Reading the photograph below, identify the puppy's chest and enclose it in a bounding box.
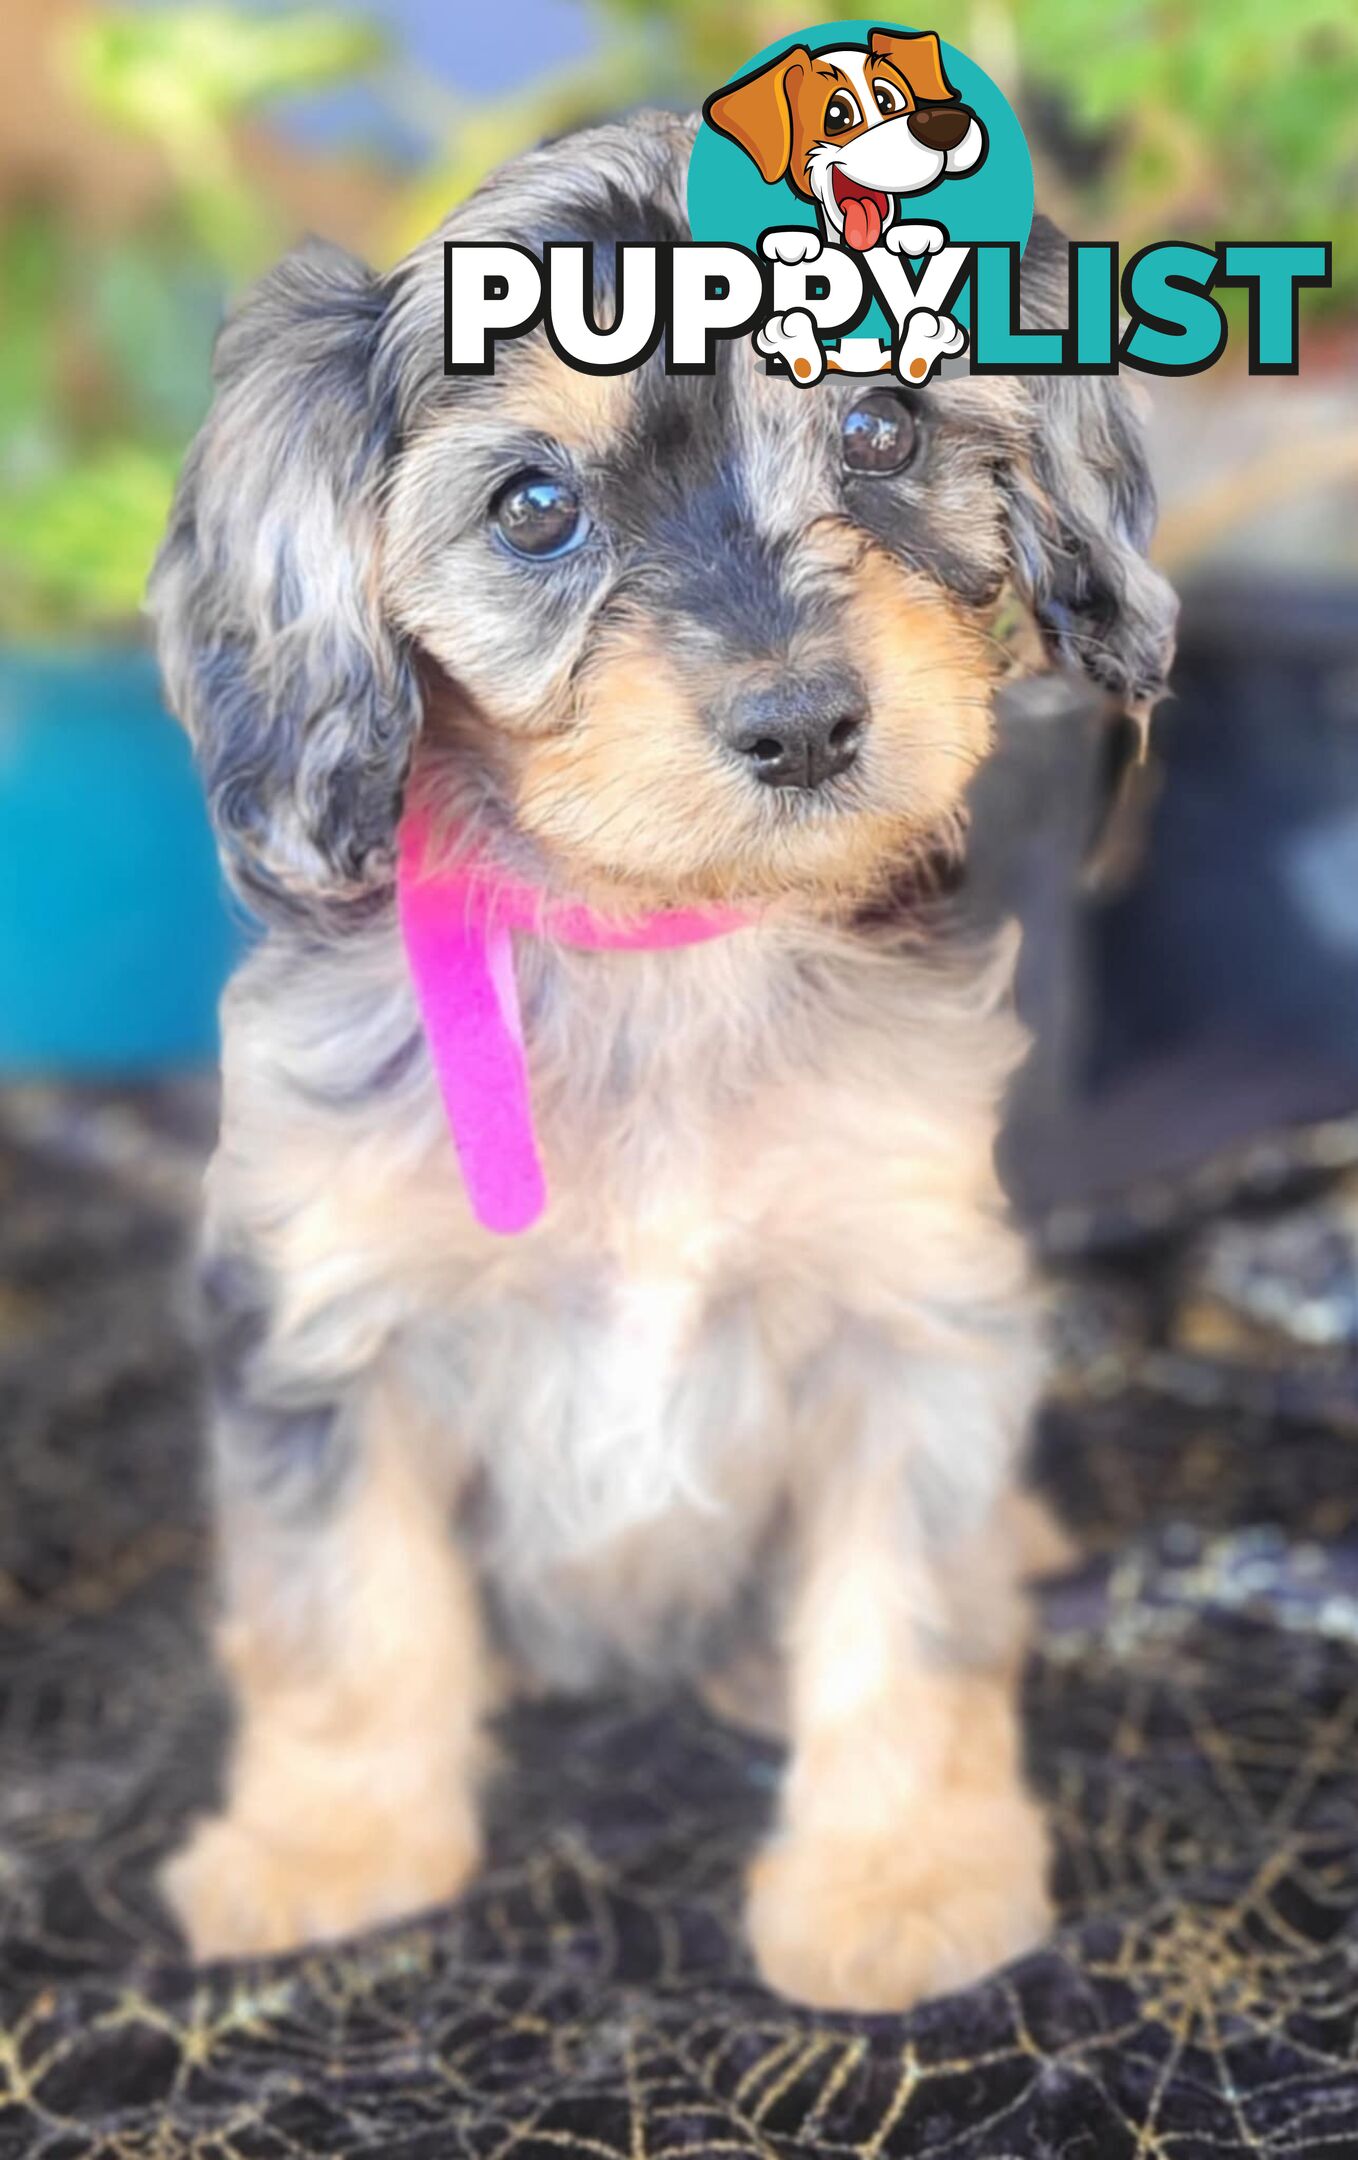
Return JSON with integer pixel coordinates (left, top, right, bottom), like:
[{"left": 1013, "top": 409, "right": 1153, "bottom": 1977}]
[{"left": 414, "top": 1220, "right": 785, "bottom": 1681}]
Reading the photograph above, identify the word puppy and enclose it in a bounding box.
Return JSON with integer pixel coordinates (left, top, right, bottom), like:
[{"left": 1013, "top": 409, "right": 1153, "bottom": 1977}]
[
  {"left": 708, "top": 27, "right": 984, "bottom": 383},
  {"left": 151, "top": 111, "right": 1174, "bottom": 2009}
]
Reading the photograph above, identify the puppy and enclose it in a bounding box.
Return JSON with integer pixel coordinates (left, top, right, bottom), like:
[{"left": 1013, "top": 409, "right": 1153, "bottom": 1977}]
[
  {"left": 149, "top": 110, "right": 1174, "bottom": 2009},
  {"left": 706, "top": 28, "right": 986, "bottom": 254}
]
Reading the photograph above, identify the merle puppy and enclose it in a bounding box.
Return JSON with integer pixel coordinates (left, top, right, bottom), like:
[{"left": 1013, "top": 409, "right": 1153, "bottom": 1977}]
[{"left": 150, "top": 110, "right": 1173, "bottom": 2008}]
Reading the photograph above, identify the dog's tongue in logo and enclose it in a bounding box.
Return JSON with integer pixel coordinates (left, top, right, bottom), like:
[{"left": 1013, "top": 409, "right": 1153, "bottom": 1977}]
[
  {"left": 833, "top": 170, "right": 889, "bottom": 252},
  {"left": 692, "top": 22, "right": 1036, "bottom": 386}
]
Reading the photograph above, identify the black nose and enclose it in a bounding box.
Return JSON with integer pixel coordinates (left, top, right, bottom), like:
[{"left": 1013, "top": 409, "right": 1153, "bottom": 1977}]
[
  {"left": 907, "top": 104, "right": 972, "bottom": 151},
  {"left": 722, "top": 674, "right": 868, "bottom": 791}
]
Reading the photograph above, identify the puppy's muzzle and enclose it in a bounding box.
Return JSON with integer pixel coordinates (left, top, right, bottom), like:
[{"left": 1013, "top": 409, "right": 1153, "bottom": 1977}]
[
  {"left": 907, "top": 106, "right": 974, "bottom": 151},
  {"left": 720, "top": 672, "right": 868, "bottom": 792}
]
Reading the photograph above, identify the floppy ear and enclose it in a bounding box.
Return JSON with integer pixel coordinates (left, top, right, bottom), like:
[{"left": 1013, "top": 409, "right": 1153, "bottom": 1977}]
[
  {"left": 148, "top": 239, "right": 418, "bottom": 917},
  {"left": 868, "top": 29, "right": 958, "bottom": 104},
  {"left": 1004, "top": 218, "right": 1178, "bottom": 736},
  {"left": 703, "top": 46, "right": 811, "bottom": 185}
]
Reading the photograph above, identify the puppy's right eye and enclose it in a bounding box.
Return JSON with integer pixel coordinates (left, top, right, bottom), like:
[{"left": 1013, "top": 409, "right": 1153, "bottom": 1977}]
[
  {"left": 492, "top": 473, "right": 590, "bottom": 559},
  {"left": 841, "top": 391, "right": 919, "bottom": 475}
]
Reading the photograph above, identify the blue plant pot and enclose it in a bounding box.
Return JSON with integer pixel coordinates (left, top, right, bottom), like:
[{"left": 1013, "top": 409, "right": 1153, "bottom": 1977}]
[{"left": 0, "top": 645, "right": 240, "bottom": 1072}]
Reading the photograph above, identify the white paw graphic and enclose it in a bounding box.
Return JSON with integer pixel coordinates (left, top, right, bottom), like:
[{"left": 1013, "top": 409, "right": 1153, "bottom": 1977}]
[
  {"left": 895, "top": 307, "right": 967, "bottom": 384},
  {"left": 754, "top": 307, "right": 826, "bottom": 385},
  {"left": 760, "top": 227, "right": 824, "bottom": 266},
  {"left": 884, "top": 222, "right": 948, "bottom": 258}
]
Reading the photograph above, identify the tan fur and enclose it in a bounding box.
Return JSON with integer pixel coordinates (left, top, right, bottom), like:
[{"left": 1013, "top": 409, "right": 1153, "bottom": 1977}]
[
  {"left": 506, "top": 546, "right": 994, "bottom": 909},
  {"left": 166, "top": 1369, "right": 489, "bottom": 1957},
  {"left": 747, "top": 1453, "right": 1050, "bottom": 2010},
  {"left": 747, "top": 1677, "right": 1050, "bottom": 2010},
  {"left": 498, "top": 344, "right": 637, "bottom": 455}
]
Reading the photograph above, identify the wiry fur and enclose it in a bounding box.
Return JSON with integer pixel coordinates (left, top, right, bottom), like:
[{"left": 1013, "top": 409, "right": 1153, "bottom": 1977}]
[{"left": 149, "top": 110, "right": 1175, "bottom": 2005}]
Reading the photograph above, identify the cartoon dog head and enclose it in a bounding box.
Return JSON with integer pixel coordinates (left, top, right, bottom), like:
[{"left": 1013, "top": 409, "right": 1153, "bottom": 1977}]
[{"left": 705, "top": 29, "right": 987, "bottom": 252}]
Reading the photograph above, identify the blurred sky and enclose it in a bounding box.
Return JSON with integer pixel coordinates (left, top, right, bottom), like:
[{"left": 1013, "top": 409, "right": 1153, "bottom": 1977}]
[
  {"left": 189, "top": 0, "right": 602, "bottom": 159},
  {"left": 315, "top": 0, "right": 596, "bottom": 92}
]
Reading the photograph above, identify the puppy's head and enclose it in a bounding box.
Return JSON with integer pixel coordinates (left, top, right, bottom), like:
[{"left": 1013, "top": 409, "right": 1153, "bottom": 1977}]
[
  {"left": 705, "top": 32, "right": 986, "bottom": 249},
  {"left": 151, "top": 113, "right": 1174, "bottom": 919}
]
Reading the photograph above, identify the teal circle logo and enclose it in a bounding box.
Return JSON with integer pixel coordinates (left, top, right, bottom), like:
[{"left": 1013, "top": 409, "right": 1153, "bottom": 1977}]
[{"left": 688, "top": 20, "right": 1033, "bottom": 356}]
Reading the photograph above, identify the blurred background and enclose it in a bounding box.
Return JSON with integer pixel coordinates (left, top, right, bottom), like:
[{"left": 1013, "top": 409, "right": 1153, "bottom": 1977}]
[{"left": 1, "top": 0, "right": 1356, "bottom": 1206}]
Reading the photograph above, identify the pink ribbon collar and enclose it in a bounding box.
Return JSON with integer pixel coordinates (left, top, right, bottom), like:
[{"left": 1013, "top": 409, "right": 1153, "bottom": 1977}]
[{"left": 397, "top": 805, "right": 751, "bottom": 1235}]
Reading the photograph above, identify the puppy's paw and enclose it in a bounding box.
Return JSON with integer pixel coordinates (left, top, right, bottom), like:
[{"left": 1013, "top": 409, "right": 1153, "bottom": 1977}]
[
  {"left": 746, "top": 1790, "right": 1051, "bottom": 2011},
  {"left": 162, "top": 1803, "right": 481, "bottom": 1962},
  {"left": 884, "top": 222, "right": 948, "bottom": 258},
  {"left": 895, "top": 308, "right": 968, "bottom": 384},
  {"left": 754, "top": 308, "right": 826, "bottom": 385},
  {"left": 760, "top": 227, "right": 824, "bottom": 266}
]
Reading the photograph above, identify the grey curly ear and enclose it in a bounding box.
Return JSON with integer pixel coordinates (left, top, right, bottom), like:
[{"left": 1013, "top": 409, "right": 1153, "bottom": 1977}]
[
  {"left": 148, "top": 239, "right": 418, "bottom": 915},
  {"left": 1005, "top": 218, "right": 1178, "bottom": 735}
]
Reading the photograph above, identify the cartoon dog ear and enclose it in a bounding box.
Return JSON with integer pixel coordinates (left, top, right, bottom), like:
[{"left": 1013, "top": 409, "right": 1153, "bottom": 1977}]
[
  {"left": 703, "top": 46, "right": 811, "bottom": 185},
  {"left": 867, "top": 29, "right": 959, "bottom": 105},
  {"left": 148, "top": 239, "right": 419, "bottom": 918},
  {"left": 1004, "top": 218, "right": 1178, "bottom": 741}
]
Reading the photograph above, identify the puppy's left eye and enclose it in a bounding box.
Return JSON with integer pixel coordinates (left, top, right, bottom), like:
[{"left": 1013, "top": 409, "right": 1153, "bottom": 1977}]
[
  {"left": 492, "top": 473, "right": 590, "bottom": 559},
  {"left": 841, "top": 391, "right": 920, "bottom": 476},
  {"left": 872, "top": 79, "right": 907, "bottom": 116},
  {"left": 825, "top": 90, "right": 862, "bottom": 134}
]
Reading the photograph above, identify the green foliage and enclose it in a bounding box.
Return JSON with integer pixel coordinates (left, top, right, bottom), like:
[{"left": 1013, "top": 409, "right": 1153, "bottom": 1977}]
[
  {"left": 0, "top": 8, "right": 384, "bottom": 640},
  {"left": 0, "top": 201, "right": 224, "bottom": 638},
  {"left": 893, "top": 0, "right": 1357, "bottom": 296},
  {"left": 0, "top": 444, "right": 177, "bottom": 636},
  {"left": 1012, "top": 0, "right": 1358, "bottom": 260},
  {"left": 69, "top": 8, "right": 385, "bottom": 275},
  {"left": 73, "top": 7, "right": 383, "bottom": 126}
]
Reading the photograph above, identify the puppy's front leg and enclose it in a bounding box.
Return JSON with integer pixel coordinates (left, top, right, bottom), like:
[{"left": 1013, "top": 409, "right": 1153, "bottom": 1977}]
[
  {"left": 166, "top": 1333, "right": 487, "bottom": 1961},
  {"left": 748, "top": 1356, "right": 1051, "bottom": 2011}
]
